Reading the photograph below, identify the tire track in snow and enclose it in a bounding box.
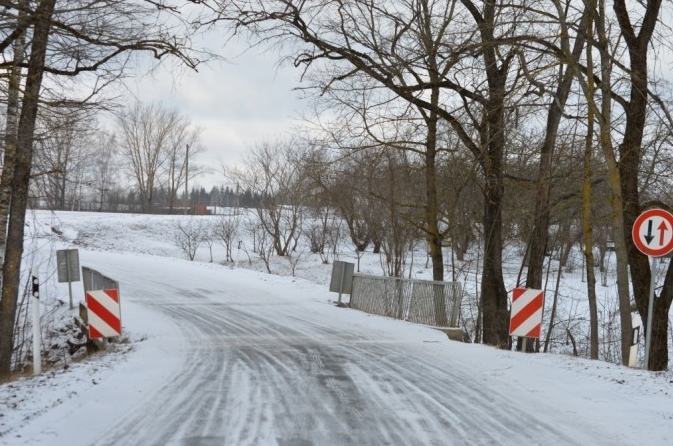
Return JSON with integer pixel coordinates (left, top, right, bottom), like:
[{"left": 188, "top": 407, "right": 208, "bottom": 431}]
[{"left": 86, "top": 255, "right": 609, "bottom": 446}]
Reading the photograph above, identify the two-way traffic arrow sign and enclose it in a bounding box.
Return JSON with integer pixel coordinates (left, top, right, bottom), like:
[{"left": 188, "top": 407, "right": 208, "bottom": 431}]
[
  {"left": 631, "top": 208, "right": 673, "bottom": 369},
  {"left": 632, "top": 208, "right": 673, "bottom": 257}
]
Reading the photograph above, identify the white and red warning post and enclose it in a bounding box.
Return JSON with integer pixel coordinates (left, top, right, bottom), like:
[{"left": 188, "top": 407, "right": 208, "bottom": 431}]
[
  {"left": 509, "top": 287, "right": 544, "bottom": 339},
  {"left": 86, "top": 289, "right": 122, "bottom": 339}
]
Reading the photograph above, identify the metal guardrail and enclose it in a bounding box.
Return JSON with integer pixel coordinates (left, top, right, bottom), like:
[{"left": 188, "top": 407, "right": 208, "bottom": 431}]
[
  {"left": 82, "top": 266, "right": 119, "bottom": 292},
  {"left": 350, "top": 274, "right": 462, "bottom": 327}
]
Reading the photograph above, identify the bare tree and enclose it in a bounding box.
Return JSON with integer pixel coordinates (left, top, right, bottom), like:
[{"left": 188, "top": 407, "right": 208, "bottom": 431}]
[
  {"left": 286, "top": 249, "right": 303, "bottom": 277},
  {"left": 174, "top": 218, "right": 205, "bottom": 261},
  {"left": 525, "top": 3, "right": 588, "bottom": 295},
  {"left": 118, "top": 102, "right": 175, "bottom": 212},
  {"left": 304, "top": 209, "right": 333, "bottom": 264},
  {"left": 32, "top": 108, "right": 97, "bottom": 210},
  {"left": 0, "top": 0, "right": 58, "bottom": 379},
  {"left": 369, "top": 149, "right": 420, "bottom": 278},
  {"left": 0, "top": 0, "right": 203, "bottom": 379},
  {"left": 299, "top": 148, "right": 339, "bottom": 264},
  {"left": 161, "top": 124, "right": 205, "bottom": 213},
  {"left": 613, "top": 0, "right": 670, "bottom": 371},
  {"left": 202, "top": 223, "right": 216, "bottom": 263},
  {"left": 213, "top": 213, "right": 240, "bottom": 262},
  {"left": 118, "top": 102, "right": 205, "bottom": 213},
  {"left": 201, "top": 0, "right": 673, "bottom": 362},
  {"left": 89, "top": 129, "right": 119, "bottom": 211},
  {"left": 582, "top": 19, "right": 600, "bottom": 361},
  {"left": 254, "top": 222, "right": 275, "bottom": 274},
  {"left": 329, "top": 152, "right": 380, "bottom": 256},
  {"left": 0, "top": 0, "right": 29, "bottom": 312},
  {"left": 209, "top": 0, "right": 537, "bottom": 346},
  {"left": 233, "top": 140, "right": 306, "bottom": 257}
]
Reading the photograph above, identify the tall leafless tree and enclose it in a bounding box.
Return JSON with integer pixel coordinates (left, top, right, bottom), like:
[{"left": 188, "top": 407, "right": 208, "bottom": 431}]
[
  {"left": 0, "top": 0, "right": 57, "bottom": 380},
  {"left": 161, "top": 122, "right": 204, "bottom": 213},
  {"left": 206, "top": 0, "right": 533, "bottom": 345},
  {"left": 613, "top": 0, "right": 670, "bottom": 371},
  {"left": 31, "top": 108, "right": 97, "bottom": 209},
  {"left": 118, "top": 102, "right": 203, "bottom": 213},
  {"left": 0, "top": 0, "right": 204, "bottom": 379},
  {"left": 89, "top": 129, "right": 119, "bottom": 211},
  {"left": 233, "top": 140, "right": 306, "bottom": 258}
]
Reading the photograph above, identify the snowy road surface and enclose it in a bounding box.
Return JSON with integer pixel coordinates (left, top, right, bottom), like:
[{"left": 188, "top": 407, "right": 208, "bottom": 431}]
[{"left": 4, "top": 250, "right": 647, "bottom": 445}]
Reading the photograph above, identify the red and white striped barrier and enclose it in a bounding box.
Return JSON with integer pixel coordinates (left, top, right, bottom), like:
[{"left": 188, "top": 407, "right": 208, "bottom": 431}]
[
  {"left": 86, "top": 289, "right": 122, "bottom": 338},
  {"left": 509, "top": 288, "right": 544, "bottom": 338}
]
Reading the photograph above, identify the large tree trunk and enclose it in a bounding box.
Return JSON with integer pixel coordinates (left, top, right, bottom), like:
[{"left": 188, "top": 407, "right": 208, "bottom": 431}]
[
  {"left": 463, "top": 0, "right": 510, "bottom": 347},
  {"left": 527, "top": 10, "right": 587, "bottom": 291},
  {"left": 424, "top": 100, "right": 444, "bottom": 283},
  {"left": 419, "top": 4, "right": 445, "bottom": 284},
  {"left": 592, "top": 0, "right": 631, "bottom": 365},
  {"left": 480, "top": 65, "right": 509, "bottom": 347},
  {"left": 0, "top": 0, "right": 56, "bottom": 379},
  {"left": 653, "top": 263, "right": 673, "bottom": 369},
  {"left": 425, "top": 114, "right": 448, "bottom": 326},
  {"left": 0, "top": 0, "right": 29, "bottom": 303},
  {"left": 480, "top": 161, "right": 509, "bottom": 346},
  {"left": 613, "top": 0, "right": 668, "bottom": 370},
  {"left": 582, "top": 24, "right": 599, "bottom": 359}
]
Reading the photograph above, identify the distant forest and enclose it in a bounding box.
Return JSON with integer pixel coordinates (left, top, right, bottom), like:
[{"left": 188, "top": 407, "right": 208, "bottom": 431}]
[{"left": 31, "top": 183, "right": 264, "bottom": 214}]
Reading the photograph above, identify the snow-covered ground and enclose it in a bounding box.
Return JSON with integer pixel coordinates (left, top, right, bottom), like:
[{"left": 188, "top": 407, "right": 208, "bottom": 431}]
[{"left": 0, "top": 210, "right": 672, "bottom": 445}]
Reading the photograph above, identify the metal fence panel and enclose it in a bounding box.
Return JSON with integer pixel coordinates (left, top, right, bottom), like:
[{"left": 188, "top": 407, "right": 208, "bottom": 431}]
[
  {"left": 82, "top": 266, "right": 119, "bottom": 292},
  {"left": 350, "top": 274, "right": 462, "bottom": 327}
]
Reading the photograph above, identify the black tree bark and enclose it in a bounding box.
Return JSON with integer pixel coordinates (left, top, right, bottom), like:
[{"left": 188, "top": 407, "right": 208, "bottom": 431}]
[
  {"left": 613, "top": 0, "right": 669, "bottom": 370},
  {"left": 0, "top": 0, "right": 56, "bottom": 379}
]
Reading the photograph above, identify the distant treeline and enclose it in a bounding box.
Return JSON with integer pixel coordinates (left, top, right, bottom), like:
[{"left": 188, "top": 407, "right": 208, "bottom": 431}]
[{"left": 30, "top": 185, "right": 265, "bottom": 214}]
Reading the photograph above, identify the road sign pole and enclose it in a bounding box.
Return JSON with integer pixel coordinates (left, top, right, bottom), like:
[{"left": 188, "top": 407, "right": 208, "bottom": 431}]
[
  {"left": 644, "top": 256, "right": 657, "bottom": 369},
  {"left": 66, "top": 253, "right": 73, "bottom": 309},
  {"left": 57, "top": 249, "right": 80, "bottom": 309},
  {"left": 31, "top": 268, "right": 42, "bottom": 375},
  {"left": 337, "top": 264, "right": 346, "bottom": 305},
  {"left": 632, "top": 208, "right": 673, "bottom": 370}
]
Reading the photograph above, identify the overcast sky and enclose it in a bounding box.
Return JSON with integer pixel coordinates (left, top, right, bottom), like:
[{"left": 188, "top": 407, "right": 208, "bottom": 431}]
[
  {"left": 122, "top": 37, "right": 308, "bottom": 191},
  {"left": 114, "top": 5, "right": 673, "bottom": 193}
]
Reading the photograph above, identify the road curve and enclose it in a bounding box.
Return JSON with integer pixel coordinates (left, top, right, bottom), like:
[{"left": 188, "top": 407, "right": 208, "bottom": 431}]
[{"left": 82, "top": 251, "right": 606, "bottom": 446}]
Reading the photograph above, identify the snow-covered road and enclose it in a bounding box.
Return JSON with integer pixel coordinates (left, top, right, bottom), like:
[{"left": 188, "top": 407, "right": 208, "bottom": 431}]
[
  {"left": 86, "top": 252, "right": 607, "bottom": 445},
  {"left": 4, "top": 248, "right": 662, "bottom": 446}
]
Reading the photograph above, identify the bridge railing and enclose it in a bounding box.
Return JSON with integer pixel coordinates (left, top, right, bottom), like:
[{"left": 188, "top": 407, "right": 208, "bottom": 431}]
[{"left": 350, "top": 274, "right": 462, "bottom": 327}]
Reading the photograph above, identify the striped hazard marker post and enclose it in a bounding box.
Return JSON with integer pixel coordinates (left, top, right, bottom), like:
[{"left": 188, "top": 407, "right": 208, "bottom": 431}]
[
  {"left": 509, "top": 288, "right": 544, "bottom": 348},
  {"left": 86, "top": 289, "right": 122, "bottom": 338}
]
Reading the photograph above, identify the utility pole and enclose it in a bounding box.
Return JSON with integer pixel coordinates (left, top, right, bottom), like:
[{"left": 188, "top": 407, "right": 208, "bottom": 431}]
[{"left": 184, "top": 143, "right": 189, "bottom": 215}]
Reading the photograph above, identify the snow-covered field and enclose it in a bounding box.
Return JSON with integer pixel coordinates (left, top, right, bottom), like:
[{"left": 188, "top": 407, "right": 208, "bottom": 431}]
[{"left": 0, "top": 209, "right": 672, "bottom": 445}]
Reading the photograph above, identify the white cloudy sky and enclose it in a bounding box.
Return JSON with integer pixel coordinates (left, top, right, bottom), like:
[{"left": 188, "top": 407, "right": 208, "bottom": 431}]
[
  {"left": 120, "top": 32, "right": 309, "bottom": 190},
  {"left": 106, "top": 4, "right": 673, "bottom": 192}
]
